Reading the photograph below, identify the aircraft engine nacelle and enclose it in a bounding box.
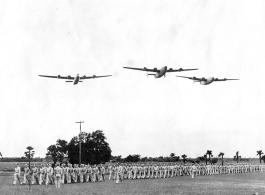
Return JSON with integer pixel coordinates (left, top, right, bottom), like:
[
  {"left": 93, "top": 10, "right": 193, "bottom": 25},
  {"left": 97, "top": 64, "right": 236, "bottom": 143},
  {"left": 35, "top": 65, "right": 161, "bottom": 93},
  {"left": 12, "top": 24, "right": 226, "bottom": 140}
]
[
  {"left": 192, "top": 77, "right": 197, "bottom": 80},
  {"left": 143, "top": 67, "right": 147, "bottom": 71},
  {"left": 57, "top": 75, "right": 61, "bottom": 78},
  {"left": 179, "top": 68, "right": 183, "bottom": 71},
  {"left": 83, "top": 75, "right": 86, "bottom": 78},
  {"left": 214, "top": 78, "right": 219, "bottom": 81},
  {"left": 67, "top": 75, "right": 71, "bottom": 79},
  {"left": 168, "top": 68, "right": 173, "bottom": 71},
  {"left": 223, "top": 78, "right": 227, "bottom": 81},
  {"left": 201, "top": 77, "right": 206, "bottom": 81},
  {"left": 93, "top": 75, "right": 96, "bottom": 78},
  {"left": 153, "top": 68, "right": 157, "bottom": 71}
]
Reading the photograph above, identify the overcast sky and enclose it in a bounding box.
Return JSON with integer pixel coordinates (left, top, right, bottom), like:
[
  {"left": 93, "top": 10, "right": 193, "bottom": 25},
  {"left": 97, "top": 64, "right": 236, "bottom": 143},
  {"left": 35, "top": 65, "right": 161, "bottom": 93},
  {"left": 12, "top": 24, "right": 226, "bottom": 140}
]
[{"left": 0, "top": 0, "right": 265, "bottom": 159}]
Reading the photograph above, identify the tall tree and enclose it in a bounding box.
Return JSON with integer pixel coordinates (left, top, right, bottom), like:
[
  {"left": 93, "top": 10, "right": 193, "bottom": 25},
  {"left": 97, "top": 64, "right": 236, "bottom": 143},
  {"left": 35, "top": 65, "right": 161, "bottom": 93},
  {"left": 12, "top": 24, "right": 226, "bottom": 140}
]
[
  {"left": 181, "top": 154, "right": 187, "bottom": 164},
  {"left": 46, "top": 139, "right": 68, "bottom": 166},
  {"left": 170, "top": 153, "right": 175, "bottom": 158},
  {"left": 206, "top": 150, "right": 212, "bottom": 164},
  {"left": 257, "top": 150, "right": 263, "bottom": 163},
  {"left": 234, "top": 151, "right": 241, "bottom": 163},
  {"left": 46, "top": 145, "right": 58, "bottom": 166},
  {"left": 68, "top": 130, "right": 112, "bottom": 165},
  {"left": 218, "top": 152, "right": 225, "bottom": 166},
  {"left": 25, "top": 146, "right": 34, "bottom": 168},
  {"left": 0, "top": 152, "right": 2, "bottom": 158}
]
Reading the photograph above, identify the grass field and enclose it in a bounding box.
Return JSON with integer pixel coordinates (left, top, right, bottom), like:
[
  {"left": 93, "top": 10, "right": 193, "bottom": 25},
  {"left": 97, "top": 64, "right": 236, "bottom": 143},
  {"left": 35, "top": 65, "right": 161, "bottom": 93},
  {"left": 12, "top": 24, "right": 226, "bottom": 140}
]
[{"left": 1, "top": 172, "right": 265, "bottom": 195}]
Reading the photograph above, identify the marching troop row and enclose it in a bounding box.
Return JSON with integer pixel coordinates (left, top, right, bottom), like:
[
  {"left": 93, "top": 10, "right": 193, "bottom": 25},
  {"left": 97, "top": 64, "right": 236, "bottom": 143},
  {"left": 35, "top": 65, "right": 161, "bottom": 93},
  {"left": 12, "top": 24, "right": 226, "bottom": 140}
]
[{"left": 13, "top": 162, "right": 265, "bottom": 188}]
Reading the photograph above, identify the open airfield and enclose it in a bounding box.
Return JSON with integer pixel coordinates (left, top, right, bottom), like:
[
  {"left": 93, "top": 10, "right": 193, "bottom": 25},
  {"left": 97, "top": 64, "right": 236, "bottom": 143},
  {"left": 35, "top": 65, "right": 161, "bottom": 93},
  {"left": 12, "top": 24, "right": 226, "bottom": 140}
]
[{"left": 1, "top": 171, "right": 265, "bottom": 195}]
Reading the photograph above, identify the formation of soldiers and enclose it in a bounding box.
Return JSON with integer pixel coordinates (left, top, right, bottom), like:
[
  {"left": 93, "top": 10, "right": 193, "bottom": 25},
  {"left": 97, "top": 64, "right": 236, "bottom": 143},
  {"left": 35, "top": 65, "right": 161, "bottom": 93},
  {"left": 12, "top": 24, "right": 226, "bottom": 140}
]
[
  {"left": 13, "top": 162, "right": 265, "bottom": 187},
  {"left": 106, "top": 163, "right": 265, "bottom": 180},
  {"left": 13, "top": 162, "right": 109, "bottom": 188}
]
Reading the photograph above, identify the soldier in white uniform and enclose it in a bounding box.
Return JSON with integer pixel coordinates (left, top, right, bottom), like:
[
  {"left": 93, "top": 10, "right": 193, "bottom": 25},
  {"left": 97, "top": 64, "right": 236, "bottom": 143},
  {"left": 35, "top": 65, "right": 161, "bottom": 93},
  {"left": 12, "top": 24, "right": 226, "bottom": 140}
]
[
  {"left": 39, "top": 164, "right": 45, "bottom": 185},
  {"left": 54, "top": 162, "right": 62, "bottom": 188},
  {"left": 191, "top": 164, "right": 197, "bottom": 178},
  {"left": 154, "top": 164, "right": 159, "bottom": 178},
  {"left": 86, "top": 164, "right": 92, "bottom": 182},
  {"left": 79, "top": 164, "right": 86, "bottom": 183},
  {"left": 61, "top": 164, "right": 67, "bottom": 184},
  {"left": 23, "top": 164, "right": 30, "bottom": 184},
  {"left": 46, "top": 163, "right": 54, "bottom": 185},
  {"left": 108, "top": 164, "right": 114, "bottom": 180},
  {"left": 72, "top": 164, "right": 78, "bottom": 183},
  {"left": 100, "top": 164, "right": 106, "bottom": 181},
  {"left": 32, "top": 164, "right": 39, "bottom": 184},
  {"left": 115, "top": 163, "right": 123, "bottom": 184},
  {"left": 132, "top": 164, "right": 137, "bottom": 179},
  {"left": 127, "top": 164, "right": 132, "bottom": 179},
  {"left": 67, "top": 163, "right": 73, "bottom": 184},
  {"left": 92, "top": 165, "right": 99, "bottom": 182},
  {"left": 13, "top": 163, "right": 22, "bottom": 185}
]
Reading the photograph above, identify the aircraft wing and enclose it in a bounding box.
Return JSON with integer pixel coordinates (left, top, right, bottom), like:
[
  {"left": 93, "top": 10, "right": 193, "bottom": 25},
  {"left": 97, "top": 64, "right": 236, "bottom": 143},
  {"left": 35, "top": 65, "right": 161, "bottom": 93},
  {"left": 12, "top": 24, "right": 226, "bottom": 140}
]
[
  {"left": 123, "top": 67, "right": 159, "bottom": 72},
  {"left": 176, "top": 75, "right": 202, "bottom": 81},
  {"left": 39, "top": 75, "right": 74, "bottom": 80},
  {"left": 214, "top": 78, "right": 239, "bottom": 81},
  {"left": 167, "top": 68, "right": 198, "bottom": 72},
  {"left": 80, "top": 75, "right": 112, "bottom": 79}
]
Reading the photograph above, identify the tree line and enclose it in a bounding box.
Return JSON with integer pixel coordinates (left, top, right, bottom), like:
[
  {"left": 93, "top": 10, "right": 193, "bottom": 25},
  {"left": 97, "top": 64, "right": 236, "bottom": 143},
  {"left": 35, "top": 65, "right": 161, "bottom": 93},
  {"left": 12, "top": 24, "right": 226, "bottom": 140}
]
[
  {"left": 110, "top": 150, "right": 265, "bottom": 165},
  {"left": 1, "top": 134, "right": 265, "bottom": 165}
]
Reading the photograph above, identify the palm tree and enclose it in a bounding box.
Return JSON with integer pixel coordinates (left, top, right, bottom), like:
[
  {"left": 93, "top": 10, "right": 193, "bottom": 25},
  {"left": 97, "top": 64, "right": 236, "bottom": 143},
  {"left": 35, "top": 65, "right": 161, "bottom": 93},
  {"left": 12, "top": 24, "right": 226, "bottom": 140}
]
[
  {"left": 257, "top": 150, "right": 263, "bottom": 163},
  {"left": 25, "top": 146, "right": 35, "bottom": 168},
  {"left": 206, "top": 150, "right": 213, "bottom": 164},
  {"left": 181, "top": 154, "right": 187, "bottom": 164},
  {"left": 234, "top": 151, "right": 241, "bottom": 163},
  {"left": 218, "top": 152, "right": 225, "bottom": 166}
]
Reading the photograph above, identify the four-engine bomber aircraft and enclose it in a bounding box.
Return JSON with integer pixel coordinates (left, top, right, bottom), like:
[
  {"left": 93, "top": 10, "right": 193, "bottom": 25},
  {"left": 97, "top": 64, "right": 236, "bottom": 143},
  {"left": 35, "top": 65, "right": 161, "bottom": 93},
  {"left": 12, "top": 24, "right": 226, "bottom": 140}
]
[
  {"left": 176, "top": 76, "right": 239, "bottom": 85},
  {"left": 123, "top": 66, "right": 198, "bottom": 78},
  {"left": 39, "top": 74, "right": 112, "bottom": 85}
]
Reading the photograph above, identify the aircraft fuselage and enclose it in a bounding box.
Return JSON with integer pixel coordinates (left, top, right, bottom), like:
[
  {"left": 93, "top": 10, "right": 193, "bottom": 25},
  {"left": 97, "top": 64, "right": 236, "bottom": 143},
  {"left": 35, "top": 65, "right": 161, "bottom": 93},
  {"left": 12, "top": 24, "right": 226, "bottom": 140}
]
[
  {"left": 74, "top": 75, "right": 80, "bottom": 85},
  {"left": 154, "top": 66, "right": 167, "bottom": 78},
  {"left": 200, "top": 77, "right": 214, "bottom": 85}
]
